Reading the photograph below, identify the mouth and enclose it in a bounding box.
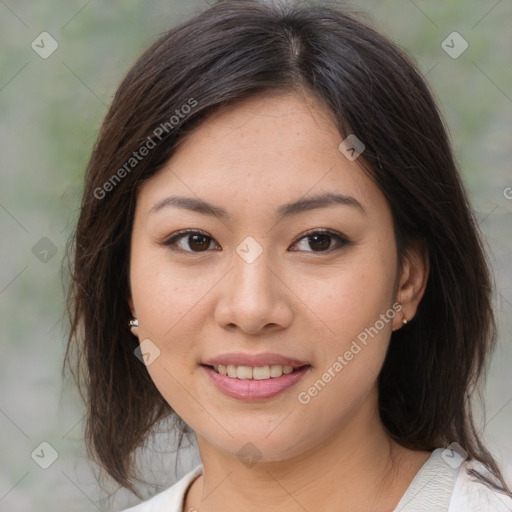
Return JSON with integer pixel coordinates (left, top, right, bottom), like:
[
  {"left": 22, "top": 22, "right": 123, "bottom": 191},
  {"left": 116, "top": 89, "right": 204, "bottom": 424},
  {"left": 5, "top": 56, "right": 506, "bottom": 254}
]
[
  {"left": 202, "top": 363, "right": 309, "bottom": 380},
  {"left": 200, "top": 361, "right": 312, "bottom": 401}
]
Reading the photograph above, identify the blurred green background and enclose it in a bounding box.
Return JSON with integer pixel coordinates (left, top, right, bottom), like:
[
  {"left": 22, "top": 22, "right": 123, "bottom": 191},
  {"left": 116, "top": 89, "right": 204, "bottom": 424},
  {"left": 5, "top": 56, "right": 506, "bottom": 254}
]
[{"left": 0, "top": 0, "right": 511, "bottom": 510}]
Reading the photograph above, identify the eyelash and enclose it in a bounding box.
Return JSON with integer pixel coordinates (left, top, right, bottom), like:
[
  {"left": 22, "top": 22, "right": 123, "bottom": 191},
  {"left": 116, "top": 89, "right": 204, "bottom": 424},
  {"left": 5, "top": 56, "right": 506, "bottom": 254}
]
[{"left": 161, "top": 228, "right": 350, "bottom": 255}]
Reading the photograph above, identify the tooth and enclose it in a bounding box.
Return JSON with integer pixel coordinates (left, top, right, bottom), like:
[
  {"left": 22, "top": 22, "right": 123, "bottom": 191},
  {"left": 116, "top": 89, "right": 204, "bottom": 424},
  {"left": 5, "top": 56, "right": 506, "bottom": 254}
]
[
  {"left": 253, "top": 366, "right": 270, "bottom": 380},
  {"left": 236, "top": 365, "right": 253, "bottom": 379},
  {"left": 216, "top": 364, "right": 297, "bottom": 379},
  {"left": 270, "top": 365, "right": 283, "bottom": 378}
]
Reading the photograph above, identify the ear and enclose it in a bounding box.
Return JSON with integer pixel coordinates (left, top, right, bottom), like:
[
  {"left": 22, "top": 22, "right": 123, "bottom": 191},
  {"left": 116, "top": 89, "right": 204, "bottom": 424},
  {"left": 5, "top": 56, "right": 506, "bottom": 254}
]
[
  {"left": 128, "top": 296, "right": 139, "bottom": 337},
  {"left": 392, "top": 239, "right": 429, "bottom": 331}
]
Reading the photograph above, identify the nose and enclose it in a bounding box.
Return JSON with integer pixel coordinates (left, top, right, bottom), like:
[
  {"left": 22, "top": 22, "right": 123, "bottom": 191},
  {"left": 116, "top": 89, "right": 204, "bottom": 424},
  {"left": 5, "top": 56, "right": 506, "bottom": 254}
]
[{"left": 214, "top": 249, "right": 294, "bottom": 335}]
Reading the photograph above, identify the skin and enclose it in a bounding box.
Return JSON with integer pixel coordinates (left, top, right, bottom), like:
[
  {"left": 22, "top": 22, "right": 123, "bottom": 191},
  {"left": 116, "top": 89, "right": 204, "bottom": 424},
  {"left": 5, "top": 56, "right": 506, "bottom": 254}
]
[{"left": 128, "top": 91, "right": 430, "bottom": 512}]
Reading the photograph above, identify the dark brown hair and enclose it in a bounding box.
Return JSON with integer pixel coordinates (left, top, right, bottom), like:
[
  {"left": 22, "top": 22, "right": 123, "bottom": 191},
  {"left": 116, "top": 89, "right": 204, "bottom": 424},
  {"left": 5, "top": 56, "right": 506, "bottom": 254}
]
[{"left": 65, "top": 0, "right": 511, "bottom": 498}]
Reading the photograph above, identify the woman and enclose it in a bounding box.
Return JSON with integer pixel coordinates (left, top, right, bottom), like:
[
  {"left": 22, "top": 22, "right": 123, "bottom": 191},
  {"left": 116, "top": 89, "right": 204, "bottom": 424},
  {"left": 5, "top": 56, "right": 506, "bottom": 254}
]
[{"left": 65, "top": 1, "right": 512, "bottom": 510}]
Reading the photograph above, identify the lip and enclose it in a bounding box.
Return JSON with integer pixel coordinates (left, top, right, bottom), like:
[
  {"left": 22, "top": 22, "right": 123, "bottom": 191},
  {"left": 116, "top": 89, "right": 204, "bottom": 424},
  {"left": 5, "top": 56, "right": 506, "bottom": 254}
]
[
  {"left": 201, "top": 363, "right": 311, "bottom": 401},
  {"left": 202, "top": 352, "right": 309, "bottom": 368}
]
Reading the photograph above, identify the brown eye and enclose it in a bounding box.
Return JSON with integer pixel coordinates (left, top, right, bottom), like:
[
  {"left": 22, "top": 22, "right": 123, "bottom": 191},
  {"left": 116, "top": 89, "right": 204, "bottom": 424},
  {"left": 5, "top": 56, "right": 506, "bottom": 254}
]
[
  {"left": 290, "top": 229, "right": 348, "bottom": 253},
  {"left": 163, "top": 229, "right": 348, "bottom": 255},
  {"left": 187, "top": 234, "right": 211, "bottom": 251},
  {"left": 163, "top": 230, "right": 219, "bottom": 253},
  {"left": 307, "top": 233, "right": 332, "bottom": 251}
]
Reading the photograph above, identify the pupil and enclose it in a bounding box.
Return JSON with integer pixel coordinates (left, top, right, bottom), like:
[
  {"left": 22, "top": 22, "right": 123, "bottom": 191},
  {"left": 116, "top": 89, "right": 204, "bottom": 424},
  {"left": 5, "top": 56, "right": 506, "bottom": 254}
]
[
  {"left": 187, "top": 234, "right": 331, "bottom": 252},
  {"left": 310, "top": 234, "right": 330, "bottom": 251},
  {"left": 190, "top": 234, "right": 209, "bottom": 251}
]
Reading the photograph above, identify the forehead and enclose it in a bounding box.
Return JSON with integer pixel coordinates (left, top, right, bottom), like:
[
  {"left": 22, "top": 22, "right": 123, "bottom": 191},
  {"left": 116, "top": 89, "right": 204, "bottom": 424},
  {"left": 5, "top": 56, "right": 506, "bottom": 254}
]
[
  {"left": 188, "top": 91, "right": 341, "bottom": 153},
  {"left": 135, "top": 91, "right": 389, "bottom": 222}
]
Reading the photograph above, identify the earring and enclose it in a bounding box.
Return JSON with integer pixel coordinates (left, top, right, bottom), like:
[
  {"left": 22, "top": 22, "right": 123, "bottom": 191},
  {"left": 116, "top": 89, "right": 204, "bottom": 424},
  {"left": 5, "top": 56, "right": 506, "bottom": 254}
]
[
  {"left": 129, "top": 318, "right": 138, "bottom": 327},
  {"left": 402, "top": 318, "right": 408, "bottom": 325}
]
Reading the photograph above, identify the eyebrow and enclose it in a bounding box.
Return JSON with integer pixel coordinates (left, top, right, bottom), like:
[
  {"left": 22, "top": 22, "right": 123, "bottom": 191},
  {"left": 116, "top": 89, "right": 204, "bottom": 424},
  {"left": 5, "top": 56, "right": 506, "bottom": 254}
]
[{"left": 149, "top": 192, "right": 366, "bottom": 219}]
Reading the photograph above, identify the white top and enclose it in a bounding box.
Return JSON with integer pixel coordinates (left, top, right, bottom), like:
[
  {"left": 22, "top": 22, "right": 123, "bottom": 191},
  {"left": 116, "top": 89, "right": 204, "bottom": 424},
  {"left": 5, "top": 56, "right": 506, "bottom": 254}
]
[{"left": 123, "top": 449, "right": 512, "bottom": 512}]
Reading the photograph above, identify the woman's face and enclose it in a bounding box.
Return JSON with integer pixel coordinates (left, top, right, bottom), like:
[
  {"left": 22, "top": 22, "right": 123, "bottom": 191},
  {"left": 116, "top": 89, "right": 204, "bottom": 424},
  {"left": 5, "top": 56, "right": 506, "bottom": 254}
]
[{"left": 129, "top": 91, "right": 413, "bottom": 463}]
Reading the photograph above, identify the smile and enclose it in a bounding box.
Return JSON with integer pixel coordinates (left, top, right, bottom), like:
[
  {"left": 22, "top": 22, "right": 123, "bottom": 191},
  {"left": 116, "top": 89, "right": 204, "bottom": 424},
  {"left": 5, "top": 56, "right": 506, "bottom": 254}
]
[
  {"left": 211, "top": 364, "right": 298, "bottom": 380},
  {"left": 201, "top": 363, "right": 311, "bottom": 401}
]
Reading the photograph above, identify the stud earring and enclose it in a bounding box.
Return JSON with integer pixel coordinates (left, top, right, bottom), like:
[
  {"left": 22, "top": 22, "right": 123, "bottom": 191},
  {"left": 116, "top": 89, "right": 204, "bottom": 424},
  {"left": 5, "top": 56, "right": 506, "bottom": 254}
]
[
  {"left": 129, "top": 318, "right": 138, "bottom": 327},
  {"left": 402, "top": 318, "right": 408, "bottom": 325}
]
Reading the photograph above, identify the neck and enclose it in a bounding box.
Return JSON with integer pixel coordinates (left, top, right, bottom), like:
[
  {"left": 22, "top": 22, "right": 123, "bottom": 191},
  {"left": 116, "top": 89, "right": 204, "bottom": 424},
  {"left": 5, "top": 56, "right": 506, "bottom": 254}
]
[{"left": 186, "top": 391, "right": 430, "bottom": 512}]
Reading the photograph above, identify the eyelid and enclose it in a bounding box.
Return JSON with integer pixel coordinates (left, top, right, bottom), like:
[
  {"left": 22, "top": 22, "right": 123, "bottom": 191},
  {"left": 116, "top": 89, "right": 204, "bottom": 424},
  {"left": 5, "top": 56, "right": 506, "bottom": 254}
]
[
  {"left": 161, "top": 229, "right": 220, "bottom": 253},
  {"left": 161, "top": 228, "right": 350, "bottom": 253},
  {"left": 289, "top": 228, "right": 349, "bottom": 252}
]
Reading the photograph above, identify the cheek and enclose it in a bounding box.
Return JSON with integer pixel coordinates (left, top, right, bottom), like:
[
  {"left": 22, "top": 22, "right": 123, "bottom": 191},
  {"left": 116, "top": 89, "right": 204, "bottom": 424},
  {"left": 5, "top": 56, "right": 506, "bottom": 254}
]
[
  {"left": 292, "top": 249, "right": 397, "bottom": 345},
  {"left": 288, "top": 245, "right": 397, "bottom": 406},
  {"left": 129, "top": 254, "right": 208, "bottom": 415},
  {"left": 130, "top": 245, "right": 216, "bottom": 341},
  {"left": 290, "top": 280, "right": 394, "bottom": 450}
]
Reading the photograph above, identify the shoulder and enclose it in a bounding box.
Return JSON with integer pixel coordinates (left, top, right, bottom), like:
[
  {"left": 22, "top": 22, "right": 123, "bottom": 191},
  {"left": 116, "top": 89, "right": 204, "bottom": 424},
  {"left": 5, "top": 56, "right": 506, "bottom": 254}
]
[
  {"left": 122, "top": 465, "right": 204, "bottom": 512},
  {"left": 448, "top": 459, "right": 512, "bottom": 512}
]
